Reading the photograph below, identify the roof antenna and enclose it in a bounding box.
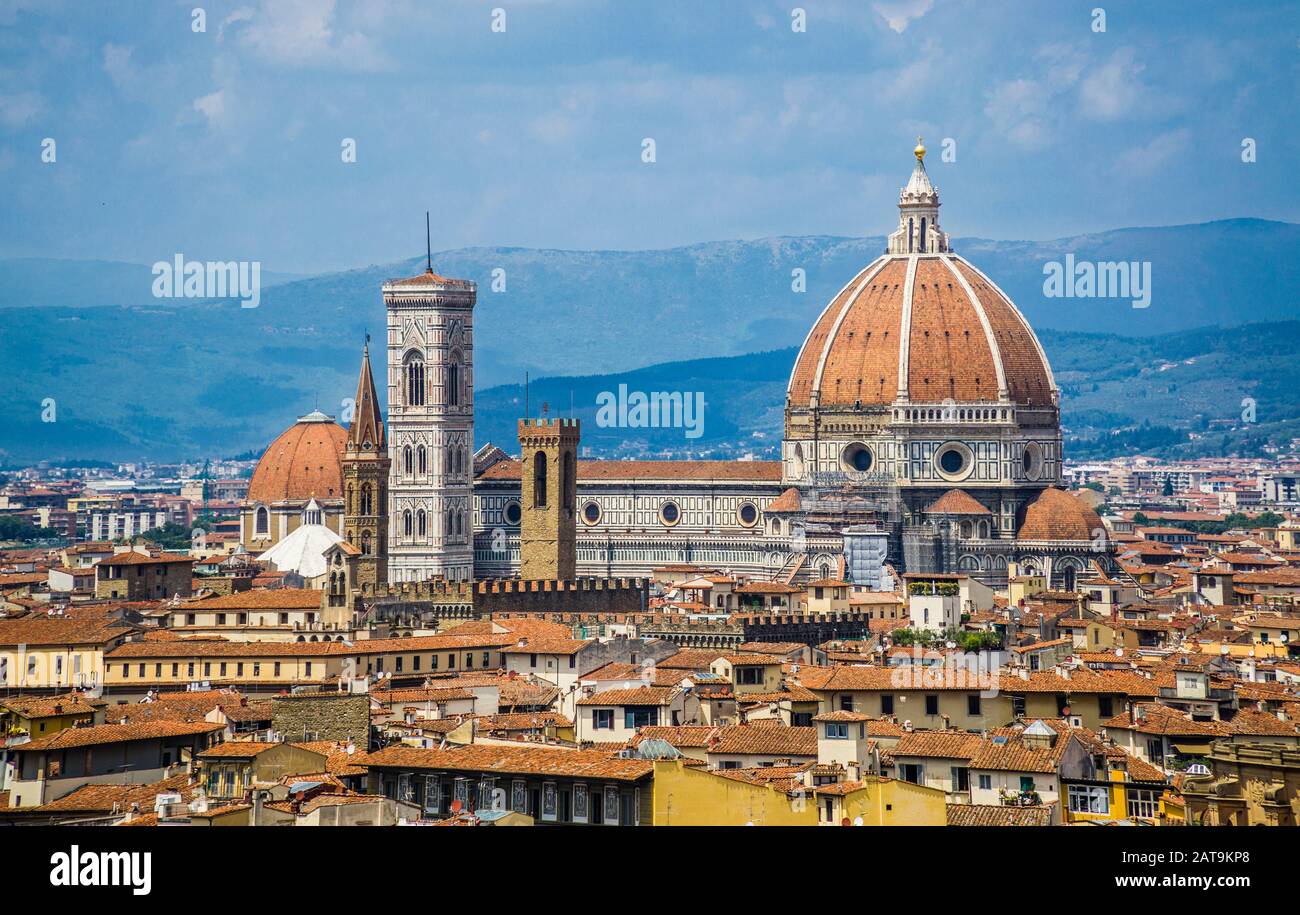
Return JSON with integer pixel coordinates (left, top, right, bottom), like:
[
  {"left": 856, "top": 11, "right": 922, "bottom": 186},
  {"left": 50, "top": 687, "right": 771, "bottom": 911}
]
[{"left": 426, "top": 211, "right": 432, "bottom": 273}]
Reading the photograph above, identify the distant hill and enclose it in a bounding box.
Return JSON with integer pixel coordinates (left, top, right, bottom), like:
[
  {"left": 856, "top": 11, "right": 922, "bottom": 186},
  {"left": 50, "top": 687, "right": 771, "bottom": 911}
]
[
  {"left": 0, "top": 258, "right": 306, "bottom": 309},
  {"left": 473, "top": 322, "right": 1300, "bottom": 462},
  {"left": 0, "top": 219, "right": 1294, "bottom": 463}
]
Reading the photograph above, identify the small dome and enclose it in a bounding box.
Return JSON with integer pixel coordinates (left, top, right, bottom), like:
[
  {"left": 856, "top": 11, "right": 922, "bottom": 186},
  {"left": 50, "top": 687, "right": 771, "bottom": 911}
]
[
  {"left": 1017, "top": 488, "right": 1104, "bottom": 542},
  {"left": 247, "top": 413, "right": 348, "bottom": 504}
]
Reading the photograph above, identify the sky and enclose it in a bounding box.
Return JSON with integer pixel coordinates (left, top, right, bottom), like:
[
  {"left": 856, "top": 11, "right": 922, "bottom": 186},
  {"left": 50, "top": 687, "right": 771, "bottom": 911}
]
[{"left": 1, "top": 0, "right": 1297, "bottom": 274}]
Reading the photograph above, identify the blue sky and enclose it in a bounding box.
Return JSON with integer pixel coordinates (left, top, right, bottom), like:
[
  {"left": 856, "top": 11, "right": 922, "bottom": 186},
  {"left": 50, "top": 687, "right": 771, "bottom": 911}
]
[{"left": 1, "top": 0, "right": 1296, "bottom": 273}]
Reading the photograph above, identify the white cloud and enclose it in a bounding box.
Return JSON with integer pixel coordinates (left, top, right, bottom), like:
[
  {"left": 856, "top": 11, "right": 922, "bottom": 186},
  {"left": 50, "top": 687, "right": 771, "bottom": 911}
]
[
  {"left": 1114, "top": 128, "right": 1192, "bottom": 176},
  {"left": 229, "top": 0, "right": 389, "bottom": 71},
  {"left": 871, "top": 0, "right": 934, "bottom": 33},
  {"left": 1079, "top": 47, "right": 1146, "bottom": 121},
  {"left": 0, "top": 90, "right": 42, "bottom": 127},
  {"left": 192, "top": 90, "right": 228, "bottom": 127}
]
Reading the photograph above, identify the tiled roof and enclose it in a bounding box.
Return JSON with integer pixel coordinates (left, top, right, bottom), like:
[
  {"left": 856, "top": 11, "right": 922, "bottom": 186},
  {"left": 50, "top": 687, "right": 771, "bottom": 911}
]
[
  {"left": 0, "top": 617, "right": 134, "bottom": 647},
  {"left": 184, "top": 588, "right": 323, "bottom": 610},
  {"left": 947, "top": 803, "right": 1053, "bottom": 826},
  {"left": 1017, "top": 488, "right": 1104, "bottom": 542},
  {"left": 0, "top": 692, "right": 97, "bottom": 719},
  {"left": 500, "top": 638, "right": 592, "bottom": 656},
  {"left": 362, "top": 744, "right": 653, "bottom": 782},
  {"left": 14, "top": 720, "right": 224, "bottom": 752},
  {"left": 577, "top": 686, "right": 678, "bottom": 707},
  {"left": 891, "top": 730, "right": 985, "bottom": 760},
  {"left": 925, "top": 489, "right": 992, "bottom": 515},
  {"left": 709, "top": 725, "right": 817, "bottom": 757},
  {"left": 477, "top": 459, "right": 782, "bottom": 482},
  {"left": 97, "top": 552, "right": 193, "bottom": 566},
  {"left": 34, "top": 773, "right": 195, "bottom": 813},
  {"left": 247, "top": 416, "right": 348, "bottom": 504}
]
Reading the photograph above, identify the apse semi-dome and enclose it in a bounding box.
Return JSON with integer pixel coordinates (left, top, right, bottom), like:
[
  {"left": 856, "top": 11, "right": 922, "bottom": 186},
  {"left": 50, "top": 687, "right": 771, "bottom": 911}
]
[
  {"left": 1017, "top": 487, "right": 1104, "bottom": 542},
  {"left": 247, "top": 410, "right": 348, "bottom": 503}
]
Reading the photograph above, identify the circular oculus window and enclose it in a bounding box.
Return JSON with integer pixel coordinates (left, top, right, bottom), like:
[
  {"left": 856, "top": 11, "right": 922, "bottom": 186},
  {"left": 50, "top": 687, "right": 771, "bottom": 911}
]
[
  {"left": 1022, "top": 442, "right": 1044, "bottom": 481},
  {"left": 502, "top": 500, "right": 522, "bottom": 525},
  {"left": 840, "top": 442, "right": 874, "bottom": 474},
  {"left": 738, "top": 502, "right": 758, "bottom": 527},
  {"left": 582, "top": 501, "right": 602, "bottom": 525},
  {"left": 934, "top": 442, "right": 973, "bottom": 480},
  {"left": 659, "top": 501, "right": 681, "bottom": 526}
]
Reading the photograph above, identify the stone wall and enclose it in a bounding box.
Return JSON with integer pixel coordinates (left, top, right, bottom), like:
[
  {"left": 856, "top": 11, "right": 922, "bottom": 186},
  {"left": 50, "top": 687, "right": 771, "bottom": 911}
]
[{"left": 271, "top": 692, "right": 370, "bottom": 745}]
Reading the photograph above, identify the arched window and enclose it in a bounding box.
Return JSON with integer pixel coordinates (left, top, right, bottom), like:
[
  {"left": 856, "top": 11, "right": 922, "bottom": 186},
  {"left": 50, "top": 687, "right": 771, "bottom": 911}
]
[
  {"left": 360, "top": 484, "right": 372, "bottom": 516},
  {"left": 446, "top": 509, "right": 454, "bottom": 537},
  {"left": 920, "top": 216, "right": 927, "bottom": 252},
  {"left": 417, "top": 445, "right": 427, "bottom": 476},
  {"left": 908, "top": 217, "right": 914, "bottom": 253},
  {"left": 455, "top": 511, "right": 463, "bottom": 535},
  {"left": 447, "top": 358, "right": 460, "bottom": 407},
  {"left": 562, "top": 452, "right": 575, "bottom": 511},
  {"left": 404, "top": 354, "right": 426, "bottom": 407},
  {"left": 404, "top": 445, "right": 413, "bottom": 475},
  {"left": 361, "top": 531, "right": 371, "bottom": 555},
  {"left": 533, "top": 451, "right": 548, "bottom": 508},
  {"left": 254, "top": 506, "right": 269, "bottom": 536},
  {"left": 403, "top": 510, "right": 412, "bottom": 537},
  {"left": 417, "top": 509, "right": 426, "bottom": 537}
]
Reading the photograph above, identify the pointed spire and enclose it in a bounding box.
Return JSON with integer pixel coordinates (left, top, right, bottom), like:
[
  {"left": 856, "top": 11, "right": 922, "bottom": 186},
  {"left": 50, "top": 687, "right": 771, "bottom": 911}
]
[
  {"left": 348, "top": 339, "right": 384, "bottom": 449},
  {"left": 425, "top": 211, "right": 433, "bottom": 274}
]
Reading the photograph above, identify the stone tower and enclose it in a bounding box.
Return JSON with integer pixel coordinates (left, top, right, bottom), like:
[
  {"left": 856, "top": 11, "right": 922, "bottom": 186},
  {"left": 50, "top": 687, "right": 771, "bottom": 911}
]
[
  {"left": 342, "top": 341, "right": 389, "bottom": 591},
  {"left": 518, "top": 418, "right": 579, "bottom": 580},
  {"left": 384, "top": 253, "right": 476, "bottom": 583}
]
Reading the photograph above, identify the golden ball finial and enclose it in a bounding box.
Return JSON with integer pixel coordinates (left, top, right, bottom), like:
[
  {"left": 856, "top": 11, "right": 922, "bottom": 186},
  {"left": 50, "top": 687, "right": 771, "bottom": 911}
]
[{"left": 914, "top": 136, "right": 926, "bottom": 162}]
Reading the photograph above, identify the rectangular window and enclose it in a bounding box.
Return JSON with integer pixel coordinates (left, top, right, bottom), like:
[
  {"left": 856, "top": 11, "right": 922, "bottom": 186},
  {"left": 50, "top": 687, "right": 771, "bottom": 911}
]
[
  {"left": 1020, "top": 776, "right": 1036, "bottom": 793},
  {"left": 1127, "top": 789, "right": 1157, "bottom": 819},
  {"left": 1068, "top": 784, "right": 1110, "bottom": 815},
  {"left": 978, "top": 774, "right": 992, "bottom": 790},
  {"left": 839, "top": 695, "right": 854, "bottom": 712},
  {"left": 967, "top": 694, "right": 981, "bottom": 716},
  {"left": 881, "top": 695, "right": 894, "bottom": 716},
  {"left": 623, "top": 707, "right": 659, "bottom": 729},
  {"left": 925, "top": 695, "right": 939, "bottom": 716},
  {"left": 592, "top": 709, "right": 614, "bottom": 730},
  {"left": 825, "top": 723, "right": 848, "bottom": 739},
  {"left": 305, "top": 662, "right": 312, "bottom": 676},
  {"left": 899, "top": 763, "right": 923, "bottom": 784},
  {"left": 274, "top": 662, "right": 281, "bottom": 677},
  {"left": 1098, "top": 696, "right": 1114, "bottom": 718},
  {"left": 951, "top": 767, "right": 970, "bottom": 792},
  {"left": 736, "top": 667, "right": 763, "bottom": 685}
]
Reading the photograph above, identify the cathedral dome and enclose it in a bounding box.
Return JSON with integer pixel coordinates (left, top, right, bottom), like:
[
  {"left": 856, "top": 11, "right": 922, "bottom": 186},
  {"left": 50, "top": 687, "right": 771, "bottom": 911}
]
[
  {"left": 1017, "top": 487, "right": 1103, "bottom": 542},
  {"left": 247, "top": 411, "right": 348, "bottom": 504},
  {"left": 786, "top": 144, "right": 1056, "bottom": 412}
]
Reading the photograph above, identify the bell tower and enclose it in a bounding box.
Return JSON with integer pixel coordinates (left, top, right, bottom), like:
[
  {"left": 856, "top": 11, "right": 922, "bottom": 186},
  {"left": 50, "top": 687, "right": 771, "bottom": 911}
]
[
  {"left": 518, "top": 417, "right": 579, "bottom": 580},
  {"left": 342, "top": 340, "right": 389, "bottom": 591}
]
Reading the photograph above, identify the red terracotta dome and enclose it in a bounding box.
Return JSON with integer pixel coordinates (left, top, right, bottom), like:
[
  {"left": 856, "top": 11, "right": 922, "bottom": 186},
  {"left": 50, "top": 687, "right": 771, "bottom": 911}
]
[
  {"left": 787, "top": 254, "right": 1056, "bottom": 410},
  {"left": 247, "top": 411, "right": 348, "bottom": 504},
  {"left": 1017, "top": 487, "right": 1104, "bottom": 542}
]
